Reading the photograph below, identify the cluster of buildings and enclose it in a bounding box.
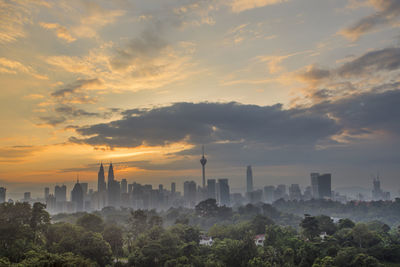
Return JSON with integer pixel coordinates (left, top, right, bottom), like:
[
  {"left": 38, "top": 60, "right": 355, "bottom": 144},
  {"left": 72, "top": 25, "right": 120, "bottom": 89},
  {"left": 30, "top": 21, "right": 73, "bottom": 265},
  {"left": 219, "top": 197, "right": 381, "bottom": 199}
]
[{"left": 0, "top": 148, "right": 393, "bottom": 212}]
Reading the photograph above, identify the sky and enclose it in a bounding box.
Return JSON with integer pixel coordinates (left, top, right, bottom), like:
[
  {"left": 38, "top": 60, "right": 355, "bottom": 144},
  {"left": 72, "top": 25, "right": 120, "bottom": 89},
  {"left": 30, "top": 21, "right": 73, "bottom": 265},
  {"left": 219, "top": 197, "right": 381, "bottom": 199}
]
[{"left": 1, "top": 0, "right": 400, "bottom": 199}]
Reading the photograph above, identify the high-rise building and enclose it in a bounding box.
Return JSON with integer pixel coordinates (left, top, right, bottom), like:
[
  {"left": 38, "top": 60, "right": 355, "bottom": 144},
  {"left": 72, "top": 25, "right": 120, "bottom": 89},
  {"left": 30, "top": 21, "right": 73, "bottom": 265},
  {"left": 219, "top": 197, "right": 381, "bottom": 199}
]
[
  {"left": 44, "top": 187, "right": 49, "bottom": 200},
  {"left": 218, "top": 179, "right": 230, "bottom": 206},
  {"left": 246, "top": 165, "right": 253, "bottom": 193},
  {"left": 317, "top": 173, "right": 331, "bottom": 199},
  {"left": 289, "top": 184, "right": 302, "bottom": 200},
  {"left": 24, "top": 192, "right": 31, "bottom": 202},
  {"left": 274, "top": 185, "right": 286, "bottom": 200},
  {"left": 80, "top": 182, "right": 88, "bottom": 196},
  {"left": 171, "top": 182, "right": 176, "bottom": 194},
  {"left": 200, "top": 146, "right": 207, "bottom": 188},
  {"left": 264, "top": 186, "right": 275, "bottom": 203},
  {"left": 0, "top": 187, "right": 6, "bottom": 203},
  {"left": 121, "top": 179, "right": 127, "bottom": 194},
  {"left": 98, "top": 163, "right": 106, "bottom": 192},
  {"left": 184, "top": 181, "right": 197, "bottom": 206},
  {"left": 55, "top": 185, "right": 67, "bottom": 202},
  {"left": 108, "top": 163, "right": 115, "bottom": 184},
  {"left": 372, "top": 176, "right": 382, "bottom": 200},
  {"left": 71, "top": 179, "right": 84, "bottom": 212},
  {"left": 207, "top": 179, "right": 216, "bottom": 199},
  {"left": 310, "top": 173, "right": 319, "bottom": 198},
  {"left": 107, "top": 163, "right": 120, "bottom": 207}
]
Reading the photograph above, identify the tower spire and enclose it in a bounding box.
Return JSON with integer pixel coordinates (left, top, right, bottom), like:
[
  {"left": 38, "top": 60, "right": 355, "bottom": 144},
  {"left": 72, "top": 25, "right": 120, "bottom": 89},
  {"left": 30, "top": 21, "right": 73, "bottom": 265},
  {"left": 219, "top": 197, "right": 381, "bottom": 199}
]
[{"left": 200, "top": 145, "right": 207, "bottom": 188}]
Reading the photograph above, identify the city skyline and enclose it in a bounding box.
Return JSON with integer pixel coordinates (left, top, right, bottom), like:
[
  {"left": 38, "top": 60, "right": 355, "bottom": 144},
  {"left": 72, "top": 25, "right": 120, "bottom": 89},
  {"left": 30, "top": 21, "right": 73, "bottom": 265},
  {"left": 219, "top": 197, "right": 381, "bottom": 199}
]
[{"left": 1, "top": 0, "right": 400, "bottom": 195}]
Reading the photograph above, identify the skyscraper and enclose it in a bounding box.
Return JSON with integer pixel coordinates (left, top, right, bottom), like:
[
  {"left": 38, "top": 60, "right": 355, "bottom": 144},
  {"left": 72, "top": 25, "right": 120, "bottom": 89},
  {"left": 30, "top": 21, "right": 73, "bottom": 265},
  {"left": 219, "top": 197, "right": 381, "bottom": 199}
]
[
  {"left": 218, "top": 179, "right": 230, "bottom": 206},
  {"left": 246, "top": 165, "right": 253, "bottom": 193},
  {"left": 121, "top": 179, "right": 127, "bottom": 194},
  {"left": 200, "top": 146, "right": 207, "bottom": 188},
  {"left": 310, "top": 173, "right": 319, "bottom": 198},
  {"left": 44, "top": 187, "right": 49, "bottom": 200},
  {"left": 184, "top": 181, "right": 197, "bottom": 206},
  {"left": 71, "top": 179, "right": 84, "bottom": 212},
  {"left": 98, "top": 163, "right": 106, "bottom": 192},
  {"left": 171, "top": 182, "right": 176, "bottom": 194},
  {"left": 317, "top": 173, "right": 331, "bottom": 199},
  {"left": 24, "top": 192, "right": 31, "bottom": 202},
  {"left": 207, "top": 179, "right": 216, "bottom": 199},
  {"left": 0, "top": 187, "right": 6, "bottom": 203},
  {"left": 107, "top": 163, "right": 120, "bottom": 207},
  {"left": 108, "top": 162, "right": 115, "bottom": 185},
  {"left": 55, "top": 185, "right": 67, "bottom": 202}
]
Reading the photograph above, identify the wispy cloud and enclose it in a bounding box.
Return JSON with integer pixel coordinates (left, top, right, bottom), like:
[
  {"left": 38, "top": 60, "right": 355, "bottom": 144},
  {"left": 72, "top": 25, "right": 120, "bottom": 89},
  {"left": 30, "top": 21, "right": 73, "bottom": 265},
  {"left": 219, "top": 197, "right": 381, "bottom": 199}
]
[
  {"left": 229, "top": 0, "right": 288, "bottom": 13},
  {"left": 0, "top": 57, "right": 47, "bottom": 80},
  {"left": 39, "top": 22, "right": 76, "bottom": 42},
  {"left": 340, "top": 0, "right": 400, "bottom": 41}
]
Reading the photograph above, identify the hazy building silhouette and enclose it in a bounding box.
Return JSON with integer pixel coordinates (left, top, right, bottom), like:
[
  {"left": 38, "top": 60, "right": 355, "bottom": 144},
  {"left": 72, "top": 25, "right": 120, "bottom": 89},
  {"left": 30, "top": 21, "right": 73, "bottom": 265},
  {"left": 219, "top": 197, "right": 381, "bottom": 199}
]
[
  {"left": 71, "top": 179, "right": 84, "bottom": 212},
  {"left": 80, "top": 182, "right": 88, "bottom": 196},
  {"left": 317, "top": 173, "right": 332, "bottom": 199},
  {"left": 310, "top": 173, "right": 319, "bottom": 198},
  {"left": 246, "top": 165, "right": 253, "bottom": 193},
  {"left": 107, "top": 163, "right": 120, "bottom": 207},
  {"left": 121, "top": 179, "right": 127, "bottom": 194},
  {"left": 264, "top": 186, "right": 275, "bottom": 203},
  {"left": 207, "top": 179, "right": 216, "bottom": 199},
  {"left": 200, "top": 146, "right": 207, "bottom": 188},
  {"left": 0, "top": 187, "right": 6, "bottom": 203},
  {"left": 289, "top": 184, "right": 302, "bottom": 200},
  {"left": 24, "top": 192, "right": 31, "bottom": 202},
  {"left": 44, "top": 187, "right": 49, "bottom": 200},
  {"left": 274, "top": 185, "right": 286, "bottom": 200},
  {"left": 171, "top": 182, "right": 176, "bottom": 194},
  {"left": 184, "top": 181, "right": 197, "bottom": 206},
  {"left": 218, "top": 179, "right": 230, "bottom": 206},
  {"left": 97, "top": 163, "right": 106, "bottom": 192}
]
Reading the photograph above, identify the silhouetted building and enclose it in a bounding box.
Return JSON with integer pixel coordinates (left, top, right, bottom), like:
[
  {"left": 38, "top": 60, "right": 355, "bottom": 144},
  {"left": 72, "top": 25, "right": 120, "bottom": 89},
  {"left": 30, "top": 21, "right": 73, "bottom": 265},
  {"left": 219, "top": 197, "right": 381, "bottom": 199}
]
[
  {"left": 44, "top": 187, "right": 49, "bottom": 200},
  {"left": 80, "top": 182, "right": 88, "bottom": 196},
  {"left": 71, "top": 179, "right": 84, "bottom": 212},
  {"left": 246, "top": 165, "right": 253, "bottom": 193},
  {"left": 55, "top": 185, "right": 67, "bottom": 202},
  {"left": 218, "top": 179, "right": 230, "bottom": 206},
  {"left": 264, "top": 186, "right": 275, "bottom": 203},
  {"left": 121, "top": 179, "right": 127, "bottom": 194},
  {"left": 0, "top": 187, "right": 6, "bottom": 203},
  {"left": 248, "top": 189, "right": 263, "bottom": 203},
  {"left": 274, "top": 184, "right": 286, "bottom": 200},
  {"left": 207, "top": 179, "right": 216, "bottom": 199},
  {"left": 310, "top": 173, "right": 319, "bottom": 198},
  {"left": 317, "top": 173, "right": 331, "bottom": 199},
  {"left": 98, "top": 163, "right": 106, "bottom": 192},
  {"left": 24, "top": 192, "right": 31, "bottom": 202},
  {"left": 289, "top": 184, "right": 302, "bottom": 200},
  {"left": 171, "top": 182, "right": 176, "bottom": 194},
  {"left": 184, "top": 181, "right": 197, "bottom": 206},
  {"left": 107, "top": 163, "right": 120, "bottom": 207},
  {"left": 200, "top": 146, "right": 207, "bottom": 188}
]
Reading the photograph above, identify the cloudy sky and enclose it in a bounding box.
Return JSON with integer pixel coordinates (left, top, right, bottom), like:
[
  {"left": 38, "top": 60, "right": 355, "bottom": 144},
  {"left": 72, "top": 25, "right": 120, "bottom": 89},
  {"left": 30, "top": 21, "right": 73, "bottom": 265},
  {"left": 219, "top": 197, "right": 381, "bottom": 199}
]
[{"left": 1, "top": 0, "right": 400, "bottom": 198}]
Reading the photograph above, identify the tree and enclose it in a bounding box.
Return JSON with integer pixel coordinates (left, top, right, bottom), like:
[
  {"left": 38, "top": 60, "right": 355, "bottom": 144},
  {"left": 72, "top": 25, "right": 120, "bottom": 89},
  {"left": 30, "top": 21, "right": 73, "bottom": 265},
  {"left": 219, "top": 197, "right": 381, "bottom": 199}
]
[
  {"left": 251, "top": 215, "right": 274, "bottom": 234},
  {"left": 76, "top": 213, "right": 104, "bottom": 233},
  {"left": 103, "top": 224, "right": 124, "bottom": 258},
  {"left": 300, "top": 215, "right": 319, "bottom": 240},
  {"left": 316, "top": 215, "right": 336, "bottom": 235},
  {"left": 196, "top": 199, "right": 219, "bottom": 217},
  {"left": 338, "top": 218, "right": 355, "bottom": 230}
]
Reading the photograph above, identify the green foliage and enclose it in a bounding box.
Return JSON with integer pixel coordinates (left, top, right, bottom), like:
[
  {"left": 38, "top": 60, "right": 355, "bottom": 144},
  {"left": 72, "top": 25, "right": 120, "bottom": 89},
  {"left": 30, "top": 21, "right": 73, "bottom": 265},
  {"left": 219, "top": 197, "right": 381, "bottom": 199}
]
[
  {"left": 300, "top": 214, "right": 320, "bottom": 240},
  {"left": 76, "top": 213, "right": 104, "bottom": 233},
  {"left": 103, "top": 224, "right": 124, "bottom": 257}
]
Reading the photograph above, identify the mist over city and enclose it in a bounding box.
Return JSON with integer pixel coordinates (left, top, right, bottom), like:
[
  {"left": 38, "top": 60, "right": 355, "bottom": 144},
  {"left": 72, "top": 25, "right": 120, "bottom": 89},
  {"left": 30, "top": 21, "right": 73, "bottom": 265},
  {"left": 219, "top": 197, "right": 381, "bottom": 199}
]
[{"left": 1, "top": 0, "right": 400, "bottom": 266}]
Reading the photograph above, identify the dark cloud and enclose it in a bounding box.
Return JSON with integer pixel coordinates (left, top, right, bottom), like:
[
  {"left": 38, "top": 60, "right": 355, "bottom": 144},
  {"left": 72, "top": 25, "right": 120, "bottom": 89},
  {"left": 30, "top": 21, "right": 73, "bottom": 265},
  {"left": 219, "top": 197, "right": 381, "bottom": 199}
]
[
  {"left": 341, "top": 0, "right": 400, "bottom": 40},
  {"left": 298, "top": 65, "right": 331, "bottom": 83},
  {"left": 55, "top": 105, "right": 100, "bottom": 117},
  {"left": 39, "top": 115, "right": 66, "bottom": 126},
  {"left": 313, "top": 89, "right": 400, "bottom": 135},
  {"left": 337, "top": 47, "right": 400, "bottom": 77},
  {"left": 51, "top": 78, "right": 102, "bottom": 99},
  {"left": 70, "top": 102, "right": 341, "bottom": 148}
]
